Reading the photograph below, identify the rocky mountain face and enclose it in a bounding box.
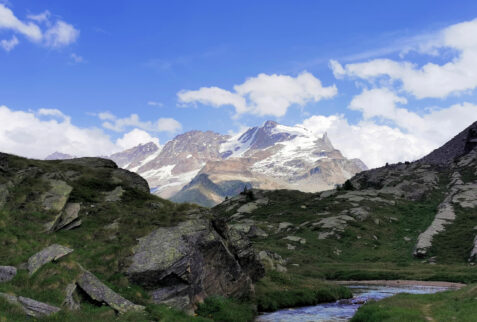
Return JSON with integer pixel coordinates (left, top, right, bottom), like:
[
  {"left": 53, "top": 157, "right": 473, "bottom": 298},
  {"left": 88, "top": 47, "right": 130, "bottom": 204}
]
[
  {"left": 0, "top": 153, "right": 263, "bottom": 319},
  {"left": 108, "top": 141, "right": 160, "bottom": 169},
  {"left": 212, "top": 121, "right": 477, "bottom": 281},
  {"left": 47, "top": 121, "right": 367, "bottom": 207},
  {"left": 172, "top": 121, "right": 366, "bottom": 206}
]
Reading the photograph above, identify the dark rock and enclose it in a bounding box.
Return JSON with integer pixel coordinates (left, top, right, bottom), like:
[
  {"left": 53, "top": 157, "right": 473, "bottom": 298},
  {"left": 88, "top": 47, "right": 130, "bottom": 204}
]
[
  {"left": 0, "top": 265, "right": 16, "bottom": 282},
  {"left": 126, "top": 216, "right": 260, "bottom": 311},
  {"left": 111, "top": 168, "right": 149, "bottom": 193},
  {"left": 0, "top": 153, "right": 8, "bottom": 172},
  {"left": 420, "top": 121, "right": 477, "bottom": 165},
  {"left": 59, "top": 157, "right": 118, "bottom": 169},
  {"left": 213, "top": 217, "right": 265, "bottom": 281}
]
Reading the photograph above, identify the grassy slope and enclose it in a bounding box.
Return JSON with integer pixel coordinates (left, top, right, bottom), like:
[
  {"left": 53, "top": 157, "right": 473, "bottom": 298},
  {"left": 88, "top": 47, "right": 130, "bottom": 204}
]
[
  {"left": 210, "top": 162, "right": 477, "bottom": 315},
  {"left": 351, "top": 284, "right": 477, "bottom": 322},
  {"left": 215, "top": 182, "right": 477, "bottom": 284},
  {"left": 351, "top": 164, "right": 477, "bottom": 321}
]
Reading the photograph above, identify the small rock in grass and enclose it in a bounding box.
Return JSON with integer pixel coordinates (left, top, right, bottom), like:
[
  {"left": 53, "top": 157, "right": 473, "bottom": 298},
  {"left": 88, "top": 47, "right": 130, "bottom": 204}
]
[{"left": 0, "top": 266, "right": 17, "bottom": 282}]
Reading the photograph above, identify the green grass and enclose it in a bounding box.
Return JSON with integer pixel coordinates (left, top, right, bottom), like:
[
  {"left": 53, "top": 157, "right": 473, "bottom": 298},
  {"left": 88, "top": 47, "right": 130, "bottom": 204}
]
[
  {"left": 0, "top": 298, "right": 206, "bottom": 321},
  {"left": 351, "top": 284, "right": 477, "bottom": 322},
  {"left": 196, "top": 296, "right": 256, "bottom": 322},
  {"left": 215, "top": 181, "right": 470, "bottom": 285}
]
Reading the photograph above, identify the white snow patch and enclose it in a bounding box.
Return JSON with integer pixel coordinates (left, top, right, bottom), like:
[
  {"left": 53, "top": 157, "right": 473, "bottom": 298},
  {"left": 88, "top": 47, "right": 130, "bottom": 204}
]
[
  {"left": 219, "top": 127, "right": 259, "bottom": 158},
  {"left": 141, "top": 164, "right": 175, "bottom": 181},
  {"left": 129, "top": 147, "right": 163, "bottom": 172},
  {"left": 251, "top": 134, "right": 327, "bottom": 178}
]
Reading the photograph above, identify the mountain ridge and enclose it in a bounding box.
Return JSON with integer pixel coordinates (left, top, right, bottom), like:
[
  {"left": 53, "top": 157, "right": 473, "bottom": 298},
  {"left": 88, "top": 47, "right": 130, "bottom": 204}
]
[{"left": 46, "top": 121, "right": 367, "bottom": 206}]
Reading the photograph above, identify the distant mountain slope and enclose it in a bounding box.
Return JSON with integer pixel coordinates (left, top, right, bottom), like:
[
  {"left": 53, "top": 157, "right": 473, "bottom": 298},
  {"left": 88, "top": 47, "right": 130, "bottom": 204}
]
[
  {"left": 45, "top": 152, "right": 75, "bottom": 160},
  {"left": 419, "top": 121, "right": 477, "bottom": 165},
  {"left": 108, "top": 142, "right": 160, "bottom": 169}
]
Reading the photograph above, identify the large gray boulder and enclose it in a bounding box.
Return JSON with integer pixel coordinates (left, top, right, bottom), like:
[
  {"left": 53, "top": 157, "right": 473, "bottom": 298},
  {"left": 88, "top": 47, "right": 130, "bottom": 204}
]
[
  {"left": 0, "top": 265, "right": 16, "bottom": 282},
  {"left": 76, "top": 269, "right": 144, "bottom": 314},
  {"left": 126, "top": 215, "right": 261, "bottom": 311},
  {"left": 28, "top": 244, "right": 74, "bottom": 275},
  {"left": 0, "top": 292, "right": 61, "bottom": 317}
]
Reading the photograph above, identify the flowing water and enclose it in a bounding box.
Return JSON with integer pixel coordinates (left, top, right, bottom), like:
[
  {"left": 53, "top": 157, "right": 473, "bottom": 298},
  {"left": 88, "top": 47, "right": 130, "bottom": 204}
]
[{"left": 256, "top": 284, "right": 452, "bottom": 322}]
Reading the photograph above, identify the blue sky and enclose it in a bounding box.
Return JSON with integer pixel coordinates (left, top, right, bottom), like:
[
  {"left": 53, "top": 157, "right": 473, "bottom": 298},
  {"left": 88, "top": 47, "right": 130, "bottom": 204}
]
[{"left": 1, "top": 0, "right": 477, "bottom": 167}]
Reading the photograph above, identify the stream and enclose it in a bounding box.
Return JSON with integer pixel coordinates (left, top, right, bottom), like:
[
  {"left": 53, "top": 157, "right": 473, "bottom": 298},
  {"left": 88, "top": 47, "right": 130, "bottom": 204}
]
[{"left": 256, "top": 283, "right": 454, "bottom": 322}]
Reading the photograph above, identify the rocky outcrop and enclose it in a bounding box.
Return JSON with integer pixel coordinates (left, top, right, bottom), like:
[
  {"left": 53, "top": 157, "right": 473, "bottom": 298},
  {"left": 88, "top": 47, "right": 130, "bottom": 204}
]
[
  {"left": 77, "top": 269, "right": 144, "bottom": 314},
  {"left": 109, "top": 142, "right": 160, "bottom": 169},
  {"left": 0, "top": 292, "right": 61, "bottom": 317},
  {"left": 45, "top": 203, "right": 81, "bottom": 232},
  {"left": 215, "top": 218, "right": 266, "bottom": 282},
  {"left": 28, "top": 244, "right": 74, "bottom": 275},
  {"left": 414, "top": 172, "right": 462, "bottom": 258},
  {"left": 0, "top": 151, "right": 266, "bottom": 318},
  {"left": 419, "top": 121, "right": 477, "bottom": 165},
  {"left": 0, "top": 265, "right": 16, "bottom": 282},
  {"left": 126, "top": 214, "right": 262, "bottom": 311},
  {"left": 41, "top": 180, "right": 72, "bottom": 212},
  {"left": 258, "top": 250, "right": 287, "bottom": 273}
]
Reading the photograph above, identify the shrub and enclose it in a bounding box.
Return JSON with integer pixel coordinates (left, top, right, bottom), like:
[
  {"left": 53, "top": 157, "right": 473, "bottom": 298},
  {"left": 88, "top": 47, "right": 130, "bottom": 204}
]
[{"left": 196, "top": 296, "right": 255, "bottom": 322}]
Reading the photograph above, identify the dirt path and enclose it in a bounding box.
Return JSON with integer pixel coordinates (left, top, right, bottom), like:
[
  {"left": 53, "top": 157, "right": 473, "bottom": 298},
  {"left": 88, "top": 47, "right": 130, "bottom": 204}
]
[
  {"left": 334, "top": 280, "right": 465, "bottom": 289},
  {"left": 422, "top": 303, "right": 435, "bottom": 321}
]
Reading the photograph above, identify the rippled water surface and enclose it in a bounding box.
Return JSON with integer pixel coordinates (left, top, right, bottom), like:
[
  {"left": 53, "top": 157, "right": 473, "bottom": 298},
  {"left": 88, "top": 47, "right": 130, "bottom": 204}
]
[{"left": 256, "top": 284, "right": 450, "bottom": 322}]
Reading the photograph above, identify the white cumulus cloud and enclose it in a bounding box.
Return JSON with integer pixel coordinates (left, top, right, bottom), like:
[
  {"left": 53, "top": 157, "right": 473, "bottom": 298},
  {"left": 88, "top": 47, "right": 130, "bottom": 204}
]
[
  {"left": 0, "top": 105, "right": 120, "bottom": 159},
  {"left": 0, "top": 106, "right": 167, "bottom": 159},
  {"left": 178, "top": 71, "right": 337, "bottom": 117},
  {"left": 0, "top": 4, "right": 42, "bottom": 41},
  {"left": 330, "top": 18, "right": 477, "bottom": 99},
  {"left": 116, "top": 128, "right": 160, "bottom": 150},
  {"left": 99, "top": 113, "right": 182, "bottom": 134},
  {"left": 0, "top": 4, "right": 78, "bottom": 51},
  {"left": 44, "top": 20, "right": 79, "bottom": 48},
  {"left": 0, "top": 35, "right": 18, "bottom": 51},
  {"left": 300, "top": 89, "right": 477, "bottom": 169}
]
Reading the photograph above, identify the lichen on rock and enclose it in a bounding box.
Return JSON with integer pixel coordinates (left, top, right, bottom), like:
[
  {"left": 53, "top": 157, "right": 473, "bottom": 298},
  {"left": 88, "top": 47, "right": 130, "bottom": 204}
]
[
  {"left": 28, "top": 244, "right": 74, "bottom": 275},
  {"left": 41, "top": 179, "right": 72, "bottom": 212},
  {"left": 76, "top": 269, "right": 144, "bottom": 314}
]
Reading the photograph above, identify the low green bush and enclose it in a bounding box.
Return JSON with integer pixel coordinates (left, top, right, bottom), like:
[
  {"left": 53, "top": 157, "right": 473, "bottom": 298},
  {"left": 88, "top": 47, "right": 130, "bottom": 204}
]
[{"left": 196, "top": 296, "right": 256, "bottom": 322}]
